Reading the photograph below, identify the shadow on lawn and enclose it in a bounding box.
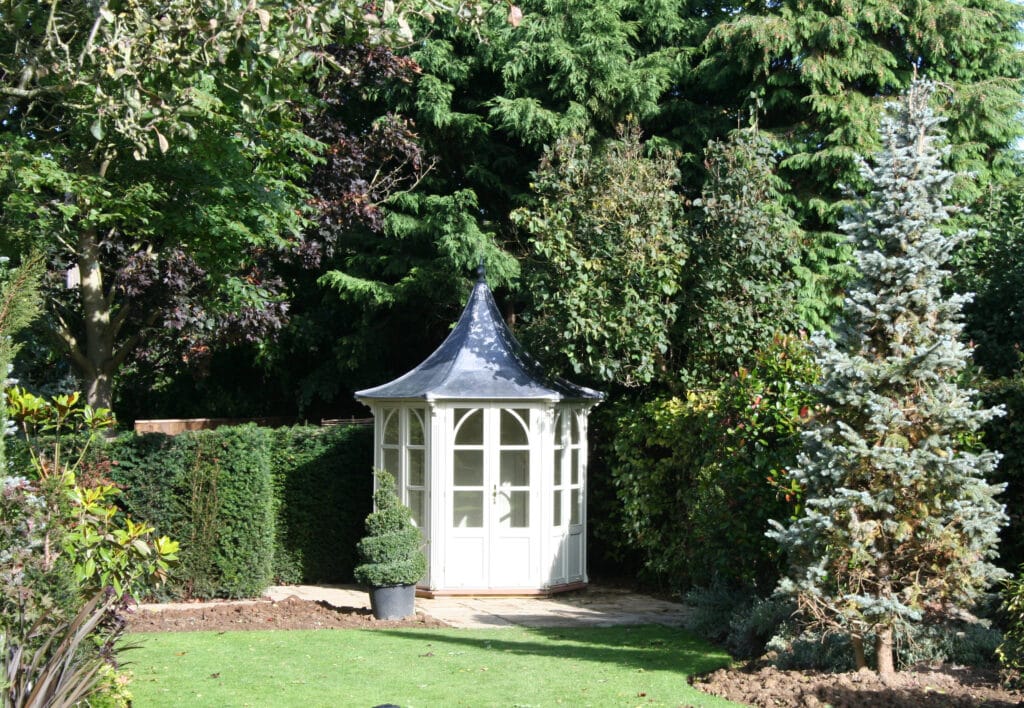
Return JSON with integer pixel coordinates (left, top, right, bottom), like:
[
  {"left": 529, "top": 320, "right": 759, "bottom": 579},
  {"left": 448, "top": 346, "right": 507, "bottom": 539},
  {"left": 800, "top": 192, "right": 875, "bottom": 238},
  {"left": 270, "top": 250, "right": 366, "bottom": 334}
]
[{"left": 377, "top": 625, "right": 730, "bottom": 677}]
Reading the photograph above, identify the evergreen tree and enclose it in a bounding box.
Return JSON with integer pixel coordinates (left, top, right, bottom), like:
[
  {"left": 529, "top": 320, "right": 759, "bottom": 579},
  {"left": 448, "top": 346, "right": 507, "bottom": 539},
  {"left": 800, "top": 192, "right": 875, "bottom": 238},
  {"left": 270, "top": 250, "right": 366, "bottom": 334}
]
[
  {"left": 512, "top": 122, "right": 686, "bottom": 387},
  {"left": 702, "top": 0, "right": 1024, "bottom": 213},
  {"left": 768, "top": 82, "right": 1007, "bottom": 676},
  {"left": 675, "top": 127, "right": 804, "bottom": 384},
  {"left": 701, "top": 0, "right": 1024, "bottom": 330}
]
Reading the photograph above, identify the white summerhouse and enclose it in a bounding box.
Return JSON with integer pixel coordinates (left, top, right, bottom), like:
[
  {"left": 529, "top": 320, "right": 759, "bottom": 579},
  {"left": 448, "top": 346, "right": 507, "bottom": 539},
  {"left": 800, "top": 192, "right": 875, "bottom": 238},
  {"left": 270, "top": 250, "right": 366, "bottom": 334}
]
[{"left": 355, "top": 266, "right": 602, "bottom": 595}]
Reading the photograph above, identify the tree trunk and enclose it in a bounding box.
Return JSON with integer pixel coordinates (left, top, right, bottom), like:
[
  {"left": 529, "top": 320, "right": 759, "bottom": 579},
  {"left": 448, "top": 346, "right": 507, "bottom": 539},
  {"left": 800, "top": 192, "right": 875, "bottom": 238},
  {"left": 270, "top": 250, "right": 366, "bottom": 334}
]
[
  {"left": 875, "top": 625, "right": 895, "bottom": 677},
  {"left": 78, "top": 227, "right": 115, "bottom": 410},
  {"left": 851, "top": 633, "right": 867, "bottom": 670}
]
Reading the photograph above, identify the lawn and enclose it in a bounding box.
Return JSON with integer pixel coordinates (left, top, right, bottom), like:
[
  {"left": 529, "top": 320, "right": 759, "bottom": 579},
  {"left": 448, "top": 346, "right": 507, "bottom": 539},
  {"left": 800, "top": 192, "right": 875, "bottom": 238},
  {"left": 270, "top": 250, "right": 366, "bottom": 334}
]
[{"left": 126, "top": 625, "right": 739, "bottom": 707}]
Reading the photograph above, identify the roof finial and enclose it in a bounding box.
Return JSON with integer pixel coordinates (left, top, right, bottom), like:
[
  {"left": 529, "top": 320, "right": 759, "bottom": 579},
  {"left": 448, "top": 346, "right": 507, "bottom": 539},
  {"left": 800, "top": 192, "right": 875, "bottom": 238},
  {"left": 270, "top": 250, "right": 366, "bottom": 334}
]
[{"left": 476, "top": 258, "right": 486, "bottom": 283}]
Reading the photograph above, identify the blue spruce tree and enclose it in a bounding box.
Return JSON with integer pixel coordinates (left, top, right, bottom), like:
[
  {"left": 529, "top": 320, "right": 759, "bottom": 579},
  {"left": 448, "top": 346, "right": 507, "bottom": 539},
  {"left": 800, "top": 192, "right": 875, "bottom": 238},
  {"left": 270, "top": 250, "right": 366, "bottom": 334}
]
[{"left": 768, "top": 81, "right": 1007, "bottom": 676}]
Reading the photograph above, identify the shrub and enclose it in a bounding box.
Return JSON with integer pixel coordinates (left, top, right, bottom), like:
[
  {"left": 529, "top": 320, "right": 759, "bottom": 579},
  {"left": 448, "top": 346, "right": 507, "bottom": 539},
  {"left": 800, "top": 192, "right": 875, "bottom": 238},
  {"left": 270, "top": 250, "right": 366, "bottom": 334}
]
[
  {"left": 982, "top": 374, "right": 1024, "bottom": 573},
  {"left": 270, "top": 424, "right": 373, "bottom": 584},
  {"left": 353, "top": 470, "right": 426, "bottom": 588},
  {"left": 998, "top": 567, "right": 1024, "bottom": 684},
  {"left": 682, "top": 583, "right": 794, "bottom": 660},
  {"left": 2, "top": 389, "right": 176, "bottom": 707},
  {"left": 174, "top": 426, "right": 274, "bottom": 599},
  {"left": 769, "top": 618, "right": 1002, "bottom": 673},
  {"left": 609, "top": 335, "right": 816, "bottom": 593}
]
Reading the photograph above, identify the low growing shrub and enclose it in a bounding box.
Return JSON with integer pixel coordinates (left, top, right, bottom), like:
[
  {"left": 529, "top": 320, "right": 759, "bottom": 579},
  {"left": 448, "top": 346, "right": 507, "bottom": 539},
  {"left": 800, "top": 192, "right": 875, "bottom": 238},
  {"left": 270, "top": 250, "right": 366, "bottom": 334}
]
[
  {"left": 682, "top": 583, "right": 794, "bottom": 660},
  {"left": 998, "top": 566, "right": 1024, "bottom": 684},
  {"left": 770, "top": 617, "right": 1001, "bottom": 673}
]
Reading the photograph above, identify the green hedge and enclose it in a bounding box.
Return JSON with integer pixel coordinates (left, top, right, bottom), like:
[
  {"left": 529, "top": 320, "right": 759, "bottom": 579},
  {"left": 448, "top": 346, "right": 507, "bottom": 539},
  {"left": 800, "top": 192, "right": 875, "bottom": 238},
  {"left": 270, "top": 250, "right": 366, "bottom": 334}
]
[
  {"left": 105, "top": 425, "right": 274, "bottom": 599},
  {"left": 270, "top": 425, "right": 373, "bottom": 585},
  {"left": 100, "top": 423, "right": 372, "bottom": 599}
]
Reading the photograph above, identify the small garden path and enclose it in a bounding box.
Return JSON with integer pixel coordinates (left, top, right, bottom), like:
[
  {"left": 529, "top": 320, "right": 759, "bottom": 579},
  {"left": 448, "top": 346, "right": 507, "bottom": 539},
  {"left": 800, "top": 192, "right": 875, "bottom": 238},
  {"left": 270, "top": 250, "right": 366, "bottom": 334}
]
[
  {"left": 138, "top": 583, "right": 693, "bottom": 629},
  {"left": 269, "top": 583, "right": 694, "bottom": 628}
]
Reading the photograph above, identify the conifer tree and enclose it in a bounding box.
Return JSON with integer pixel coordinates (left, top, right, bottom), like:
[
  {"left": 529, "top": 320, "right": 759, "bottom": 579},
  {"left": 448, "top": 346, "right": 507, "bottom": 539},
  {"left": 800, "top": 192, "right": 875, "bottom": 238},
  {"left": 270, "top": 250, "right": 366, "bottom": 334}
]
[
  {"left": 675, "top": 127, "right": 804, "bottom": 384},
  {"left": 768, "top": 81, "right": 1007, "bottom": 676}
]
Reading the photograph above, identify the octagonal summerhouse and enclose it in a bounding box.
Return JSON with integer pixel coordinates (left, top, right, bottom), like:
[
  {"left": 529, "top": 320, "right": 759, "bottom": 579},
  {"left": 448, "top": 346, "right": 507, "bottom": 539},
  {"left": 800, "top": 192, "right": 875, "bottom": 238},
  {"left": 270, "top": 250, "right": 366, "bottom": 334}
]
[{"left": 355, "top": 266, "right": 603, "bottom": 595}]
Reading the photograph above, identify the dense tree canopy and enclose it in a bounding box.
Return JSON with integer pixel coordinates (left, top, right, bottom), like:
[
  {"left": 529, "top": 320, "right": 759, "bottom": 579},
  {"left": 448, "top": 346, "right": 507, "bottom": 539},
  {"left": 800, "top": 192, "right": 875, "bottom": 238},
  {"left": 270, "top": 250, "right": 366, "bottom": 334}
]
[{"left": 0, "top": 0, "right": 488, "bottom": 410}]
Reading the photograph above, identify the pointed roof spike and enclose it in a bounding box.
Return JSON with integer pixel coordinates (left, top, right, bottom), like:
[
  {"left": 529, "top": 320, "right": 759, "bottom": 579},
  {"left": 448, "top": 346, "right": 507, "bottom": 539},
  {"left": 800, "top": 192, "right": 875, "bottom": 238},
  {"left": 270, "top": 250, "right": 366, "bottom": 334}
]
[
  {"left": 476, "top": 259, "right": 486, "bottom": 283},
  {"left": 355, "top": 274, "right": 603, "bottom": 403}
]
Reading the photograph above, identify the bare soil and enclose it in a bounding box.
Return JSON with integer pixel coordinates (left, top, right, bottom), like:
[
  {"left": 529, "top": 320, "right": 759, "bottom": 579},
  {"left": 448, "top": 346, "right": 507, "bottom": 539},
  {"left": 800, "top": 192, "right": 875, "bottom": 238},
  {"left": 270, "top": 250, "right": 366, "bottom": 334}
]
[
  {"left": 125, "top": 595, "right": 448, "bottom": 633},
  {"left": 692, "top": 661, "right": 1024, "bottom": 707},
  {"left": 126, "top": 597, "right": 1024, "bottom": 706}
]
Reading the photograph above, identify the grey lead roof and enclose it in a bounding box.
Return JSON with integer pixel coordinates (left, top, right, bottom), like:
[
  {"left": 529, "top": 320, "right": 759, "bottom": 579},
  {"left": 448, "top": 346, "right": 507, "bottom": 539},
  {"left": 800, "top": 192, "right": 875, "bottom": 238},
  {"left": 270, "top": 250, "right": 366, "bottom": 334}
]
[{"left": 355, "top": 268, "right": 603, "bottom": 403}]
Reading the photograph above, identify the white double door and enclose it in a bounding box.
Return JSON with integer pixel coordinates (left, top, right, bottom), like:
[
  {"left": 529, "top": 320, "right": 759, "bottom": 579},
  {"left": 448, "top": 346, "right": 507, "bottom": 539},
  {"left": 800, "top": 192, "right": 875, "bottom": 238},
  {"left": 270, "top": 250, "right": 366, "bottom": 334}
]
[{"left": 443, "top": 406, "right": 540, "bottom": 589}]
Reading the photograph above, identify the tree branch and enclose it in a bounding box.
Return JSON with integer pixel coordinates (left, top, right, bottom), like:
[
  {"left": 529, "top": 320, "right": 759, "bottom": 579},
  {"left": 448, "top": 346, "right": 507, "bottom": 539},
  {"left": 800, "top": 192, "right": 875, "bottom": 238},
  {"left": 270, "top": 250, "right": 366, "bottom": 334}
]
[
  {"left": 77, "top": 2, "right": 110, "bottom": 69},
  {"left": 110, "top": 308, "right": 159, "bottom": 370},
  {"left": 50, "top": 312, "right": 94, "bottom": 377}
]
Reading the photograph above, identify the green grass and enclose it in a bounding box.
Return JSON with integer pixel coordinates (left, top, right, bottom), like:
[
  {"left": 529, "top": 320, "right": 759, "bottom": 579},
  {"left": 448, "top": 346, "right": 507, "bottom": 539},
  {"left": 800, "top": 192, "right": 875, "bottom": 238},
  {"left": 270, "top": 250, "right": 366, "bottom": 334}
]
[{"left": 125, "top": 625, "right": 739, "bottom": 707}]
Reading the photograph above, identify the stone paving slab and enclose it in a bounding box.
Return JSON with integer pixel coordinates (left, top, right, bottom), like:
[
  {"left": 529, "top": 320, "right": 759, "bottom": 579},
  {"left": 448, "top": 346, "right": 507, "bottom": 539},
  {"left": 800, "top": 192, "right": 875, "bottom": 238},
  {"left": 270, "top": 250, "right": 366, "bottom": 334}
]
[
  {"left": 264, "top": 584, "right": 692, "bottom": 629},
  {"left": 137, "top": 584, "right": 692, "bottom": 630}
]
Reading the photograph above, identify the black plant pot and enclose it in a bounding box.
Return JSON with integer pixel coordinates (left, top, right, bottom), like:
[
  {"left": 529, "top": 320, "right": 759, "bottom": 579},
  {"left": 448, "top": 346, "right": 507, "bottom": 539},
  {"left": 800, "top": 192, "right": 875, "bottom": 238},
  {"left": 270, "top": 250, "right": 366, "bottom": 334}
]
[{"left": 368, "top": 584, "right": 417, "bottom": 620}]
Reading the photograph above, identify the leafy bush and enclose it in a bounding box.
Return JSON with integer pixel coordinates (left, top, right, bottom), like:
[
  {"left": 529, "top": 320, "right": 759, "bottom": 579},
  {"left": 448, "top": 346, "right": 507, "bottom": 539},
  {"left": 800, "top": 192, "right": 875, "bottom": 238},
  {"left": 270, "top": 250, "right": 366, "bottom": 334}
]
[
  {"left": 769, "top": 618, "right": 1002, "bottom": 673},
  {"left": 609, "top": 335, "right": 817, "bottom": 593},
  {"left": 353, "top": 470, "right": 426, "bottom": 588},
  {"left": 270, "top": 424, "right": 373, "bottom": 584},
  {"left": 998, "top": 567, "right": 1024, "bottom": 684},
  {"left": 682, "top": 584, "right": 794, "bottom": 660},
  {"left": 982, "top": 374, "right": 1024, "bottom": 573},
  {"left": 178, "top": 426, "right": 274, "bottom": 598},
  {"left": 104, "top": 425, "right": 273, "bottom": 599},
  {"left": 2, "top": 389, "right": 176, "bottom": 707}
]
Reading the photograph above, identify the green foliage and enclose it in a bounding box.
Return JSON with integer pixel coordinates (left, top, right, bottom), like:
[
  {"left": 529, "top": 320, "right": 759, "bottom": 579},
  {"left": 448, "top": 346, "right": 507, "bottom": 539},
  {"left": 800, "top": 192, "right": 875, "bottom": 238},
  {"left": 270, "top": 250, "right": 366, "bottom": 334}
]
[
  {"left": 609, "top": 334, "right": 817, "bottom": 592},
  {"left": 701, "top": 0, "right": 1024, "bottom": 210},
  {"left": 104, "top": 426, "right": 272, "bottom": 599},
  {"left": 770, "top": 82, "right": 1007, "bottom": 675},
  {"left": 980, "top": 375, "right": 1024, "bottom": 572},
  {"left": 676, "top": 128, "right": 807, "bottom": 382},
  {"left": 514, "top": 123, "right": 686, "bottom": 386},
  {"left": 353, "top": 470, "right": 426, "bottom": 588},
  {"left": 103, "top": 423, "right": 373, "bottom": 596},
  {"left": 958, "top": 173, "right": 1024, "bottom": 378},
  {"left": 1, "top": 590, "right": 128, "bottom": 708},
  {"left": 0, "top": 0, "right": 340, "bottom": 408},
  {"left": 698, "top": 0, "right": 1024, "bottom": 335},
  {"left": 5, "top": 388, "right": 178, "bottom": 599},
  {"left": 270, "top": 425, "right": 373, "bottom": 584},
  {"left": 998, "top": 566, "right": 1024, "bottom": 685},
  {"left": 683, "top": 585, "right": 796, "bottom": 660},
  {"left": 180, "top": 428, "right": 274, "bottom": 599},
  {"left": 0, "top": 253, "right": 44, "bottom": 472},
  {"left": 1, "top": 388, "right": 176, "bottom": 708}
]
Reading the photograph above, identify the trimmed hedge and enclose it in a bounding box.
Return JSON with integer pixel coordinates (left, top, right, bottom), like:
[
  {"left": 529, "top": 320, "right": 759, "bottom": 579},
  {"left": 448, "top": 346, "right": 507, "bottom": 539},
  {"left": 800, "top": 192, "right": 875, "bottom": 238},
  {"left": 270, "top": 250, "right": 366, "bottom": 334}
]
[
  {"left": 270, "top": 425, "right": 373, "bottom": 585},
  {"left": 100, "top": 423, "right": 372, "bottom": 599},
  {"left": 105, "top": 425, "right": 274, "bottom": 599}
]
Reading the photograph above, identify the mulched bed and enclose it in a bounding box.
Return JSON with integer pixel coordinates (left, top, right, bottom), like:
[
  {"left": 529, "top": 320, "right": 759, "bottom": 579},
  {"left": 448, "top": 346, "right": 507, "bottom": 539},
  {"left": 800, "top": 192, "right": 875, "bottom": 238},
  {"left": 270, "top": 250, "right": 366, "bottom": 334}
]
[
  {"left": 692, "top": 661, "right": 1024, "bottom": 707},
  {"left": 126, "top": 595, "right": 448, "bottom": 632}
]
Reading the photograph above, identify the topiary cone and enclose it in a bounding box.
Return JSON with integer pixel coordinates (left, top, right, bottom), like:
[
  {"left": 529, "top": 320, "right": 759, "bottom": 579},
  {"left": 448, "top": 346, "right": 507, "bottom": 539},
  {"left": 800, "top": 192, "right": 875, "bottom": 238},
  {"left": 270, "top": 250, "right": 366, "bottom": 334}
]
[{"left": 353, "top": 470, "right": 426, "bottom": 588}]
